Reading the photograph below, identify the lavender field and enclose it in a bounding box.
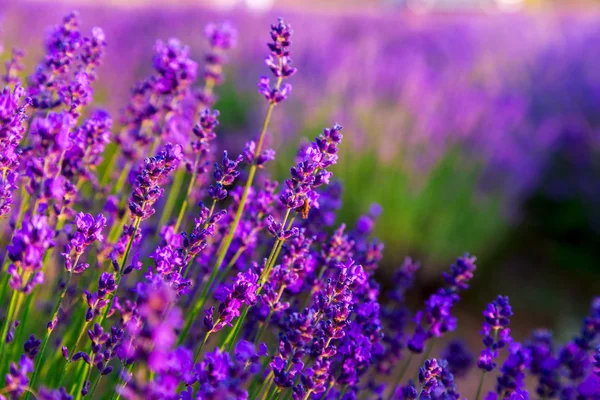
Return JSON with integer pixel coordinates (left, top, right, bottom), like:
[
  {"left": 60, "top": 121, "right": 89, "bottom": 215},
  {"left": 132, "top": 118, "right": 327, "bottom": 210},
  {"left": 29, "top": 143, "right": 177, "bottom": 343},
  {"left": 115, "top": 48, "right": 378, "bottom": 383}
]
[{"left": 0, "top": 1, "right": 599, "bottom": 399}]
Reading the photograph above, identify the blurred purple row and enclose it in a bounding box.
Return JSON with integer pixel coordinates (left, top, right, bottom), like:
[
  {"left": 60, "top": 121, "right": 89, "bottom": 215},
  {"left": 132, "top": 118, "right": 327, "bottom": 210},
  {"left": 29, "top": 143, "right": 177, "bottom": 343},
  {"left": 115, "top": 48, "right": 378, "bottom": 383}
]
[{"left": 2, "top": 2, "right": 600, "bottom": 219}]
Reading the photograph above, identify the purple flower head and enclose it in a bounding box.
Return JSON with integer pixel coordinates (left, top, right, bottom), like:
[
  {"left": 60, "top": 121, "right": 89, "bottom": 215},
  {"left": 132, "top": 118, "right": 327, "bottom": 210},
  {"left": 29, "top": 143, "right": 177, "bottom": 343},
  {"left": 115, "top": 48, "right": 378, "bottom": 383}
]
[
  {"left": 205, "top": 22, "right": 237, "bottom": 50},
  {"left": 266, "top": 214, "right": 299, "bottom": 240},
  {"left": 279, "top": 124, "right": 343, "bottom": 215},
  {"left": 495, "top": 342, "right": 532, "bottom": 397},
  {"left": 442, "top": 253, "right": 477, "bottom": 298},
  {"left": 257, "top": 76, "right": 292, "bottom": 104},
  {"left": 210, "top": 270, "right": 259, "bottom": 333},
  {"left": 418, "top": 359, "right": 442, "bottom": 396},
  {"left": 63, "top": 109, "right": 112, "bottom": 181},
  {"left": 389, "top": 257, "right": 421, "bottom": 303},
  {"left": 209, "top": 151, "right": 243, "bottom": 201},
  {"left": 3, "top": 354, "right": 34, "bottom": 398},
  {"left": 74, "top": 212, "right": 106, "bottom": 250},
  {"left": 59, "top": 71, "right": 93, "bottom": 117},
  {"left": 441, "top": 340, "right": 474, "bottom": 378},
  {"left": 63, "top": 212, "right": 106, "bottom": 273},
  {"left": 3, "top": 47, "right": 25, "bottom": 84},
  {"left": 23, "top": 334, "right": 41, "bottom": 359},
  {"left": 194, "top": 347, "right": 249, "bottom": 399},
  {"left": 0, "top": 84, "right": 29, "bottom": 217},
  {"left": 268, "top": 18, "right": 293, "bottom": 58},
  {"left": 84, "top": 272, "right": 116, "bottom": 321},
  {"left": 7, "top": 214, "right": 54, "bottom": 293},
  {"left": 193, "top": 108, "right": 219, "bottom": 141},
  {"left": 256, "top": 18, "right": 296, "bottom": 104},
  {"left": 152, "top": 38, "right": 198, "bottom": 95},
  {"left": 129, "top": 143, "right": 183, "bottom": 220},
  {"left": 201, "top": 22, "right": 237, "bottom": 88},
  {"left": 478, "top": 295, "right": 513, "bottom": 372},
  {"left": 243, "top": 140, "right": 275, "bottom": 168},
  {"left": 30, "top": 111, "right": 74, "bottom": 153},
  {"left": 80, "top": 26, "right": 107, "bottom": 80}
]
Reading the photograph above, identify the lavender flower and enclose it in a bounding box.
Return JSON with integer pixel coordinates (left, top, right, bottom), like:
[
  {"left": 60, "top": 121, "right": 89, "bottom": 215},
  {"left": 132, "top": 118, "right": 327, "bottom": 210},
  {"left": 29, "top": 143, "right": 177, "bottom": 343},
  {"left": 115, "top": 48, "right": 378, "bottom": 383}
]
[
  {"left": 3, "top": 48, "right": 25, "bottom": 84},
  {"left": 493, "top": 342, "right": 532, "bottom": 398},
  {"left": 200, "top": 22, "right": 237, "bottom": 102},
  {"left": 83, "top": 272, "right": 116, "bottom": 321},
  {"left": 63, "top": 212, "right": 107, "bottom": 273},
  {"left": 418, "top": 359, "right": 443, "bottom": 398},
  {"left": 128, "top": 143, "right": 183, "bottom": 220},
  {"left": 409, "top": 254, "right": 477, "bottom": 354},
  {"left": 3, "top": 355, "right": 34, "bottom": 398},
  {"left": 257, "top": 18, "right": 296, "bottom": 104},
  {"left": 6, "top": 214, "right": 54, "bottom": 293},
  {"left": 208, "top": 151, "right": 243, "bottom": 201},
  {"left": 152, "top": 39, "right": 198, "bottom": 96},
  {"left": 478, "top": 295, "right": 513, "bottom": 372},
  {"left": 441, "top": 340, "right": 474, "bottom": 378},
  {"left": 23, "top": 335, "right": 41, "bottom": 359},
  {"left": 0, "top": 84, "right": 29, "bottom": 216}
]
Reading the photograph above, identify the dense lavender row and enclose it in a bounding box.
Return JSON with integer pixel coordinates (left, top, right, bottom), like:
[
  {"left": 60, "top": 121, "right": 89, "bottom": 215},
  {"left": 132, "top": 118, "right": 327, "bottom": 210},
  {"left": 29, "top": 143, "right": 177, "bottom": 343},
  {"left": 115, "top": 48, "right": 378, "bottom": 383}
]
[{"left": 0, "top": 10, "right": 599, "bottom": 400}]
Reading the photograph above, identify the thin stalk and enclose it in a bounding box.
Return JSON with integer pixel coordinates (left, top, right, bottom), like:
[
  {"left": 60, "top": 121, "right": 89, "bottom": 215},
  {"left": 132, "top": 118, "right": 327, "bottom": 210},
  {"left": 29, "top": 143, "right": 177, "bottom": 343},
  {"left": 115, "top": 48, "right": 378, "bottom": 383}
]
[
  {"left": 254, "top": 285, "right": 285, "bottom": 345},
  {"left": 74, "top": 355, "right": 94, "bottom": 400},
  {"left": 28, "top": 267, "right": 75, "bottom": 397},
  {"left": 387, "top": 353, "right": 413, "bottom": 400},
  {"left": 475, "top": 329, "right": 498, "bottom": 400},
  {"left": 302, "top": 389, "right": 313, "bottom": 400},
  {"left": 88, "top": 372, "right": 102, "bottom": 399},
  {"left": 337, "top": 385, "right": 348, "bottom": 400},
  {"left": 215, "top": 245, "right": 246, "bottom": 283},
  {"left": 0, "top": 289, "right": 19, "bottom": 370},
  {"left": 99, "top": 148, "right": 118, "bottom": 187},
  {"left": 193, "top": 331, "right": 211, "bottom": 364},
  {"left": 100, "top": 215, "right": 142, "bottom": 325},
  {"left": 222, "top": 305, "right": 249, "bottom": 352},
  {"left": 413, "top": 339, "right": 435, "bottom": 383},
  {"left": 158, "top": 167, "right": 186, "bottom": 228},
  {"left": 254, "top": 370, "right": 274, "bottom": 399},
  {"left": 474, "top": 371, "right": 486, "bottom": 400}
]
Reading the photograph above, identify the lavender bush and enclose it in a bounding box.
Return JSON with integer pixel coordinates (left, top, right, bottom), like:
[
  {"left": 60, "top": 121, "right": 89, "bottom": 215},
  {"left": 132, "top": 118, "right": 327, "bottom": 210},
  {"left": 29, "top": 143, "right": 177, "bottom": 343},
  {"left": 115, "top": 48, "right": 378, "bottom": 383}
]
[{"left": 0, "top": 10, "right": 598, "bottom": 400}]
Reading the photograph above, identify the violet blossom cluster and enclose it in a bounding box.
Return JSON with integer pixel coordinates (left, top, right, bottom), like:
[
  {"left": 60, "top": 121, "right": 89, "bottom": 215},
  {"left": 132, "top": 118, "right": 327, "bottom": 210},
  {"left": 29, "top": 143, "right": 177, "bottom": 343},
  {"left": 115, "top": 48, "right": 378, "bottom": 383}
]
[{"left": 0, "top": 11, "right": 599, "bottom": 400}]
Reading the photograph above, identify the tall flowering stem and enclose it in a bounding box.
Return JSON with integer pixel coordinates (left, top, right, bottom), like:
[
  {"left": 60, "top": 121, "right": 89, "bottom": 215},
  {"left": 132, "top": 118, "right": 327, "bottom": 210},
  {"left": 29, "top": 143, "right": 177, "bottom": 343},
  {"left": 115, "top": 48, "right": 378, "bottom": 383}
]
[
  {"left": 28, "top": 213, "right": 106, "bottom": 393},
  {"left": 158, "top": 23, "right": 236, "bottom": 228},
  {"left": 101, "top": 143, "right": 182, "bottom": 325},
  {"left": 475, "top": 295, "right": 513, "bottom": 400},
  {"left": 179, "top": 18, "right": 295, "bottom": 344}
]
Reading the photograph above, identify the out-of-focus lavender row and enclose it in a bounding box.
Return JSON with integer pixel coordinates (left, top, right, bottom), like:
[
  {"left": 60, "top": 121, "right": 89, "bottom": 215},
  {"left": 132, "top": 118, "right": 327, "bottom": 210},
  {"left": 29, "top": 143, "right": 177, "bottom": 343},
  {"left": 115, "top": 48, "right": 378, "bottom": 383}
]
[{"left": 3, "top": 2, "right": 600, "bottom": 267}]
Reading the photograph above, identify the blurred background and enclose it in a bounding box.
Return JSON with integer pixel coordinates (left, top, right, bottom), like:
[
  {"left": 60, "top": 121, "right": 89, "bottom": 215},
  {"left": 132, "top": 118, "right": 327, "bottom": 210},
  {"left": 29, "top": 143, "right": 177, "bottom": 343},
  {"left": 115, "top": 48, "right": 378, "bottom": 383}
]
[{"left": 1, "top": 0, "right": 598, "bottom": 342}]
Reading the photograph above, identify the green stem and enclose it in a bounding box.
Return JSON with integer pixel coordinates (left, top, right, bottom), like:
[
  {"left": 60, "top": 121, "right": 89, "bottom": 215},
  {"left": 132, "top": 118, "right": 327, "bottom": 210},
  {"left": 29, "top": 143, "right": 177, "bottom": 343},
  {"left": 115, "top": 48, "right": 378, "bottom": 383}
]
[
  {"left": 337, "top": 385, "right": 348, "bottom": 400},
  {"left": 255, "top": 284, "right": 285, "bottom": 345},
  {"left": 475, "top": 328, "right": 498, "bottom": 400},
  {"left": 193, "top": 331, "right": 211, "bottom": 364},
  {"left": 222, "top": 306, "right": 249, "bottom": 352},
  {"left": 413, "top": 339, "right": 435, "bottom": 382},
  {"left": 99, "top": 148, "right": 118, "bottom": 187},
  {"left": 88, "top": 373, "right": 102, "bottom": 399},
  {"left": 159, "top": 167, "right": 186, "bottom": 228},
  {"left": 254, "top": 310, "right": 274, "bottom": 346},
  {"left": 475, "top": 370, "right": 486, "bottom": 400},
  {"left": 100, "top": 216, "right": 142, "bottom": 325},
  {"left": 173, "top": 154, "right": 202, "bottom": 232},
  {"left": 387, "top": 353, "right": 413, "bottom": 400},
  {"left": 0, "top": 289, "right": 19, "bottom": 372}
]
